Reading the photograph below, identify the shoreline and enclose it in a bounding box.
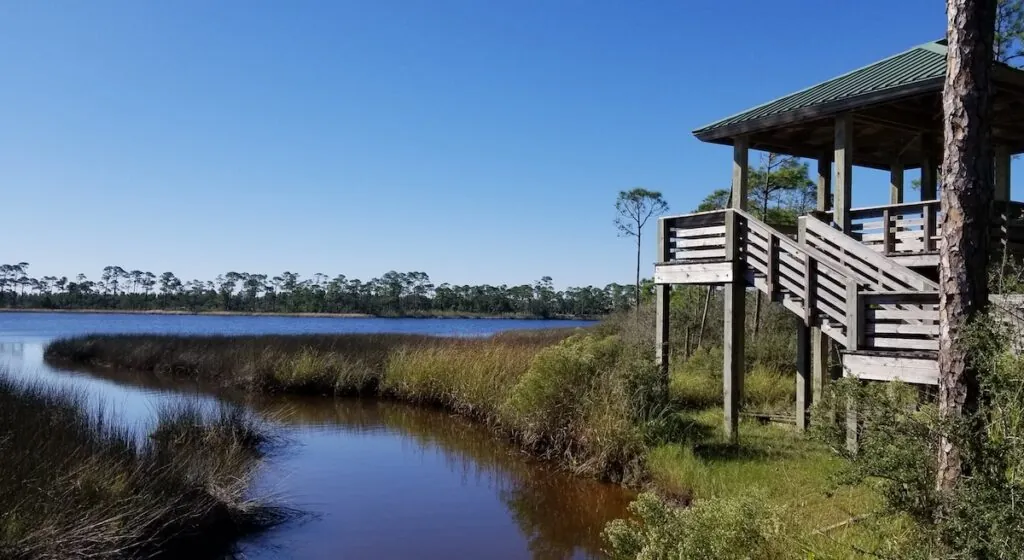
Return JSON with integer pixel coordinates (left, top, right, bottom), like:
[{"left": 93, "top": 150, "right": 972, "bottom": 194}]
[{"left": 0, "top": 307, "right": 598, "bottom": 321}]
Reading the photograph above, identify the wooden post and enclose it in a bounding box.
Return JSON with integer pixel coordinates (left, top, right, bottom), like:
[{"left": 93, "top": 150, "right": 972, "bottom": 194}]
[
  {"left": 811, "top": 327, "right": 830, "bottom": 402},
  {"left": 817, "top": 154, "right": 832, "bottom": 213},
  {"left": 845, "top": 279, "right": 863, "bottom": 352},
  {"left": 834, "top": 115, "right": 854, "bottom": 233},
  {"left": 890, "top": 161, "right": 904, "bottom": 204},
  {"left": 882, "top": 207, "right": 894, "bottom": 255},
  {"left": 723, "top": 137, "right": 749, "bottom": 444},
  {"left": 732, "top": 137, "right": 749, "bottom": 210},
  {"left": 995, "top": 145, "right": 1011, "bottom": 202},
  {"left": 796, "top": 322, "right": 812, "bottom": 431},
  {"left": 923, "top": 203, "right": 936, "bottom": 252},
  {"left": 810, "top": 157, "right": 831, "bottom": 422},
  {"left": 920, "top": 135, "right": 938, "bottom": 202},
  {"left": 655, "top": 220, "right": 671, "bottom": 392}
]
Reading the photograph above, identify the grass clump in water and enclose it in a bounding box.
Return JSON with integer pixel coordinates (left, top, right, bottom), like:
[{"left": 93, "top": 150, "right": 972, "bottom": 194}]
[{"left": 0, "top": 373, "right": 285, "bottom": 559}]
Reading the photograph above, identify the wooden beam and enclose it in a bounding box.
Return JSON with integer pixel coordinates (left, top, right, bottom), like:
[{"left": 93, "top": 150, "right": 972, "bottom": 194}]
[
  {"left": 834, "top": 114, "right": 853, "bottom": 233},
  {"left": 796, "top": 323, "right": 812, "bottom": 432},
  {"left": 811, "top": 327, "right": 830, "bottom": 402},
  {"left": 723, "top": 211, "right": 745, "bottom": 444},
  {"left": 732, "top": 137, "right": 749, "bottom": 210},
  {"left": 890, "top": 161, "right": 904, "bottom": 204},
  {"left": 920, "top": 133, "right": 938, "bottom": 201},
  {"left": 996, "top": 144, "right": 1011, "bottom": 202},
  {"left": 817, "top": 155, "right": 832, "bottom": 212}
]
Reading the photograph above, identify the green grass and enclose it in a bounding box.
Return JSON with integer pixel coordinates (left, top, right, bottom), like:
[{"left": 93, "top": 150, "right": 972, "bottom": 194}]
[
  {"left": 0, "top": 373, "right": 285, "bottom": 559},
  {"left": 640, "top": 405, "right": 921, "bottom": 558}
]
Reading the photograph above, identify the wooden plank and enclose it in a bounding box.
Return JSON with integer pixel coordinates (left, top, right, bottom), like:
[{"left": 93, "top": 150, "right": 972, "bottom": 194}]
[
  {"left": 859, "top": 230, "right": 929, "bottom": 242},
  {"left": 778, "top": 251, "right": 805, "bottom": 276},
  {"left": 820, "top": 321, "right": 847, "bottom": 344},
  {"left": 843, "top": 353, "right": 938, "bottom": 385},
  {"left": 866, "top": 337, "right": 939, "bottom": 351},
  {"left": 673, "top": 236, "right": 727, "bottom": 249},
  {"left": 868, "top": 308, "right": 940, "bottom": 321},
  {"left": 834, "top": 114, "right": 853, "bottom": 234},
  {"left": 672, "top": 211, "right": 727, "bottom": 229},
  {"left": 766, "top": 235, "right": 779, "bottom": 299},
  {"left": 654, "top": 262, "right": 732, "bottom": 284},
  {"left": 996, "top": 145, "right": 1011, "bottom": 202},
  {"left": 676, "top": 247, "right": 727, "bottom": 260},
  {"left": 861, "top": 291, "right": 940, "bottom": 305},
  {"left": 816, "top": 293, "right": 847, "bottom": 325},
  {"left": 865, "top": 323, "right": 939, "bottom": 336},
  {"left": 673, "top": 225, "right": 727, "bottom": 238}
]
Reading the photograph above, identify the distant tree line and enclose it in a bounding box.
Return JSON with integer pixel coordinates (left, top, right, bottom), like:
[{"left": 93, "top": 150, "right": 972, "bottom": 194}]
[{"left": 0, "top": 263, "right": 636, "bottom": 318}]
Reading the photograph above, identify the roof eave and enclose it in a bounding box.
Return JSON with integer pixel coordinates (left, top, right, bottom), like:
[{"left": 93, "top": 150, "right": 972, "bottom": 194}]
[{"left": 692, "top": 77, "right": 945, "bottom": 143}]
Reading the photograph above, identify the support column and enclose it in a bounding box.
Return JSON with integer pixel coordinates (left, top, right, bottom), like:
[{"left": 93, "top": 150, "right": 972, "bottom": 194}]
[
  {"left": 890, "top": 161, "right": 905, "bottom": 204},
  {"left": 655, "top": 218, "right": 671, "bottom": 400},
  {"left": 995, "top": 145, "right": 1011, "bottom": 202},
  {"left": 796, "top": 323, "right": 811, "bottom": 431},
  {"left": 817, "top": 154, "right": 832, "bottom": 213},
  {"left": 804, "top": 155, "right": 832, "bottom": 431},
  {"left": 920, "top": 134, "right": 938, "bottom": 201},
  {"left": 811, "top": 328, "right": 830, "bottom": 402},
  {"left": 834, "top": 115, "right": 853, "bottom": 233},
  {"left": 723, "top": 137, "right": 748, "bottom": 443}
]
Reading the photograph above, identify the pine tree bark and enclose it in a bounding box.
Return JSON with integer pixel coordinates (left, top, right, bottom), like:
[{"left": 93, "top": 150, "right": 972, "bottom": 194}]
[{"left": 937, "top": 0, "right": 997, "bottom": 494}]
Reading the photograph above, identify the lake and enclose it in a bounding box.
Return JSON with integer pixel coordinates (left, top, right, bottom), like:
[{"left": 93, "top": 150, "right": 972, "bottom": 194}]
[{"left": 0, "top": 312, "right": 632, "bottom": 559}]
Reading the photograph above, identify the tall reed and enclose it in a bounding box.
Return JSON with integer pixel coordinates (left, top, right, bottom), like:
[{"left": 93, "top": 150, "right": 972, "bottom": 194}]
[{"left": 0, "top": 373, "right": 285, "bottom": 559}]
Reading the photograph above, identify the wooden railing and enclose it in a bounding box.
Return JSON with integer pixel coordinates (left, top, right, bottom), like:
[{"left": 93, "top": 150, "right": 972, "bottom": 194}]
[
  {"left": 849, "top": 200, "right": 941, "bottom": 257},
  {"left": 663, "top": 211, "right": 728, "bottom": 262},
  {"left": 657, "top": 208, "right": 942, "bottom": 354},
  {"left": 801, "top": 216, "right": 938, "bottom": 292},
  {"left": 849, "top": 291, "right": 940, "bottom": 352}
]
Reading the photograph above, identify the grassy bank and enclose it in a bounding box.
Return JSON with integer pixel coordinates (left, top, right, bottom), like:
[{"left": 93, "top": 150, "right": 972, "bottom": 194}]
[
  {"left": 46, "top": 317, "right": 908, "bottom": 557},
  {"left": 45, "top": 327, "right": 656, "bottom": 482},
  {"left": 0, "top": 374, "right": 284, "bottom": 559}
]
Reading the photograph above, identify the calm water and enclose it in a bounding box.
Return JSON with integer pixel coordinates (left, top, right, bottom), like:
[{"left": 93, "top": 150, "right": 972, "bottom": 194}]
[{"left": 0, "top": 312, "right": 632, "bottom": 559}]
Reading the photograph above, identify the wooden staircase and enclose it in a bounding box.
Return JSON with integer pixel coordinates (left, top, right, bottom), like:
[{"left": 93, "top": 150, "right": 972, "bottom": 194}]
[{"left": 654, "top": 208, "right": 941, "bottom": 385}]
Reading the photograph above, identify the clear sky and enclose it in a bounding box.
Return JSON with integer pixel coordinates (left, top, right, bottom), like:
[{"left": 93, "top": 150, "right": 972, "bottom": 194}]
[{"left": 0, "top": 1, "right": 973, "bottom": 288}]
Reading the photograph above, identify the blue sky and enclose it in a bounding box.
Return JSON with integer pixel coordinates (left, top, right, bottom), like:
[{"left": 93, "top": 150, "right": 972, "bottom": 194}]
[{"left": 0, "top": 1, "right": 970, "bottom": 288}]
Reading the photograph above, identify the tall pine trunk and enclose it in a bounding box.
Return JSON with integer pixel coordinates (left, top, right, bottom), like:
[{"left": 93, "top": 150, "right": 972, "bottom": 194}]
[
  {"left": 635, "top": 232, "right": 642, "bottom": 310},
  {"left": 937, "top": 0, "right": 997, "bottom": 494}
]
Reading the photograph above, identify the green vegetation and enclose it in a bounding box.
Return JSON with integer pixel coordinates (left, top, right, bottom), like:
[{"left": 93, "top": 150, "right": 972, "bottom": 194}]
[
  {"left": 46, "top": 327, "right": 657, "bottom": 481},
  {"left": 0, "top": 374, "right": 284, "bottom": 559},
  {"left": 0, "top": 263, "right": 631, "bottom": 318}
]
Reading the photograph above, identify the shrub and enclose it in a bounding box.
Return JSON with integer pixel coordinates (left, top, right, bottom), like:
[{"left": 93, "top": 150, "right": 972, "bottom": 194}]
[{"left": 602, "top": 492, "right": 790, "bottom": 560}]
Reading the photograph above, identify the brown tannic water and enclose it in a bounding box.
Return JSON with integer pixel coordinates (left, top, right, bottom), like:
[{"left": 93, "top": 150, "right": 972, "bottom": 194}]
[{"left": 0, "top": 312, "right": 632, "bottom": 559}]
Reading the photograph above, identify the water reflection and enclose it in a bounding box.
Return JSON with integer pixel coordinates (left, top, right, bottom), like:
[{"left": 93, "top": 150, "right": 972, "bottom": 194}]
[{"left": 4, "top": 339, "right": 631, "bottom": 559}]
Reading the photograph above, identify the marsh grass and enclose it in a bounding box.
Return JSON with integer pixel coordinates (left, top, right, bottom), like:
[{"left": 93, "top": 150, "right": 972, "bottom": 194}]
[
  {"left": 45, "top": 328, "right": 659, "bottom": 481},
  {"left": 0, "top": 374, "right": 285, "bottom": 560}
]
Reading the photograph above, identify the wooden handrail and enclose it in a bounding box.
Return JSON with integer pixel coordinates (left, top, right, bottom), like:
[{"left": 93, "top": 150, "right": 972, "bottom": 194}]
[{"left": 801, "top": 216, "right": 939, "bottom": 291}]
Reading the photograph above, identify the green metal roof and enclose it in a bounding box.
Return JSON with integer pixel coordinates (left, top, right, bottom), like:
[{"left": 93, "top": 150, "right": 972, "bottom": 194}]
[{"left": 693, "top": 41, "right": 949, "bottom": 139}]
